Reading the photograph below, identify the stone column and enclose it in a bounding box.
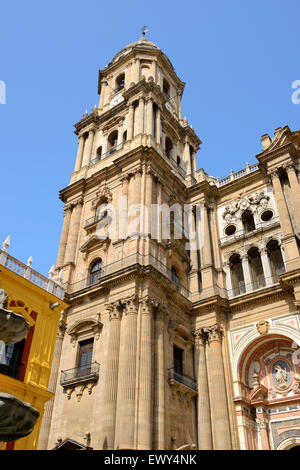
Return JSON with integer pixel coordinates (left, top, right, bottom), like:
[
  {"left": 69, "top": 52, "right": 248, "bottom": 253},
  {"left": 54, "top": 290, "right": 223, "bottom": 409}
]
[
  {"left": 286, "top": 162, "right": 300, "bottom": 213},
  {"left": 81, "top": 128, "right": 95, "bottom": 167},
  {"left": 135, "top": 98, "right": 144, "bottom": 136},
  {"left": 127, "top": 104, "right": 134, "bottom": 141},
  {"left": 241, "top": 255, "right": 252, "bottom": 292},
  {"left": 156, "top": 107, "right": 161, "bottom": 145},
  {"left": 146, "top": 98, "right": 153, "bottom": 136},
  {"left": 64, "top": 197, "right": 83, "bottom": 266},
  {"left": 144, "top": 168, "right": 153, "bottom": 245},
  {"left": 99, "top": 81, "right": 106, "bottom": 111},
  {"left": 223, "top": 262, "right": 233, "bottom": 296},
  {"left": 256, "top": 417, "right": 270, "bottom": 450},
  {"left": 202, "top": 204, "right": 212, "bottom": 267},
  {"left": 114, "top": 296, "right": 138, "bottom": 449},
  {"left": 194, "top": 330, "right": 213, "bottom": 449},
  {"left": 260, "top": 248, "right": 273, "bottom": 285},
  {"left": 270, "top": 169, "right": 294, "bottom": 236},
  {"left": 38, "top": 312, "right": 67, "bottom": 449},
  {"left": 204, "top": 324, "right": 232, "bottom": 449},
  {"left": 137, "top": 296, "right": 156, "bottom": 449},
  {"left": 132, "top": 58, "right": 140, "bottom": 84},
  {"left": 154, "top": 306, "right": 165, "bottom": 449},
  {"left": 184, "top": 142, "right": 191, "bottom": 175},
  {"left": 119, "top": 174, "right": 129, "bottom": 240},
  {"left": 101, "top": 301, "right": 122, "bottom": 449},
  {"left": 156, "top": 178, "right": 162, "bottom": 244},
  {"left": 56, "top": 204, "right": 72, "bottom": 269},
  {"left": 74, "top": 135, "right": 85, "bottom": 172}
]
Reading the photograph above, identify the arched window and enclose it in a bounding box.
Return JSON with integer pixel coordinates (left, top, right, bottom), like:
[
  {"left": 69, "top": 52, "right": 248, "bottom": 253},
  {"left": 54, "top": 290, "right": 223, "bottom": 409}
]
[
  {"left": 177, "top": 156, "right": 181, "bottom": 167},
  {"left": 267, "top": 240, "right": 285, "bottom": 277},
  {"left": 163, "top": 79, "right": 170, "bottom": 98},
  {"left": 248, "top": 247, "right": 265, "bottom": 289},
  {"left": 115, "top": 73, "right": 125, "bottom": 91},
  {"left": 171, "top": 267, "right": 179, "bottom": 285},
  {"left": 108, "top": 130, "right": 118, "bottom": 153},
  {"left": 242, "top": 210, "right": 255, "bottom": 233},
  {"left": 165, "top": 137, "right": 173, "bottom": 158},
  {"left": 123, "top": 131, "right": 127, "bottom": 143},
  {"left": 89, "top": 259, "right": 103, "bottom": 286},
  {"left": 230, "top": 254, "right": 245, "bottom": 296}
]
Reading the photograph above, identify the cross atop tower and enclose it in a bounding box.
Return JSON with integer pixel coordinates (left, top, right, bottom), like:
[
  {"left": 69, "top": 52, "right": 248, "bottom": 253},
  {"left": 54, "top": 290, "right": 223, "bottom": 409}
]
[{"left": 141, "top": 25, "right": 148, "bottom": 37}]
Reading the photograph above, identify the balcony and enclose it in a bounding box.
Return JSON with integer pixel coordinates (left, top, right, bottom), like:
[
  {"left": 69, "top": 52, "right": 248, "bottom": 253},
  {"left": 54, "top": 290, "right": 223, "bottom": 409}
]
[
  {"left": 90, "top": 142, "right": 123, "bottom": 166},
  {"left": 66, "top": 253, "right": 190, "bottom": 299},
  {"left": 163, "top": 151, "right": 187, "bottom": 178},
  {"left": 168, "top": 368, "right": 197, "bottom": 395},
  {"left": 228, "top": 274, "right": 282, "bottom": 298},
  {"left": 110, "top": 83, "right": 124, "bottom": 96},
  {"left": 60, "top": 362, "right": 100, "bottom": 388}
]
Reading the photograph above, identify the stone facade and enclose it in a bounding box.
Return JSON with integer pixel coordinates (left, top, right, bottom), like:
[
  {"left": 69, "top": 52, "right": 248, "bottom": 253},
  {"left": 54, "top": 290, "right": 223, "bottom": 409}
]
[{"left": 40, "top": 35, "right": 300, "bottom": 450}]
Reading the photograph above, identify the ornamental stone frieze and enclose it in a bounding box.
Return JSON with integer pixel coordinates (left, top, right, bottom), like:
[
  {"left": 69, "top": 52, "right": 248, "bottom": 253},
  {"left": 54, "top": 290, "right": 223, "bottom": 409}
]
[{"left": 222, "top": 190, "right": 270, "bottom": 224}]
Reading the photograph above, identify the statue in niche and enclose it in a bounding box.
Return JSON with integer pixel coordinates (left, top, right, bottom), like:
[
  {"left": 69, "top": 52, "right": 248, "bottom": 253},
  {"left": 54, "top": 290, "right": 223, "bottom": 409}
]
[{"left": 273, "top": 361, "right": 289, "bottom": 388}]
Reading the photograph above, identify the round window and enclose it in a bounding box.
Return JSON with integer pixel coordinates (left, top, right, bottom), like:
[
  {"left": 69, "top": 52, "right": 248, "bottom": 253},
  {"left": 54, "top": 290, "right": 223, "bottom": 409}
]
[
  {"left": 261, "top": 210, "right": 273, "bottom": 222},
  {"left": 225, "top": 225, "right": 236, "bottom": 236}
]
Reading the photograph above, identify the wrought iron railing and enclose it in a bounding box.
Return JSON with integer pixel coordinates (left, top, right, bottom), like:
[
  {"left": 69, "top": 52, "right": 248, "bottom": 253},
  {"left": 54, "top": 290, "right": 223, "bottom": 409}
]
[
  {"left": 90, "top": 142, "right": 124, "bottom": 166},
  {"left": 60, "top": 362, "right": 100, "bottom": 386},
  {"left": 163, "top": 151, "right": 187, "bottom": 177},
  {"left": 110, "top": 84, "right": 124, "bottom": 96},
  {"left": 168, "top": 368, "right": 197, "bottom": 392}
]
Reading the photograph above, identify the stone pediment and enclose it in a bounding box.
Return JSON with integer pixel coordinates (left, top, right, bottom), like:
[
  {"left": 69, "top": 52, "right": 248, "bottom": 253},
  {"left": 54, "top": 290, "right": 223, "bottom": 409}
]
[
  {"left": 80, "top": 235, "right": 110, "bottom": 254},
  {"left": 53, "top": 437, "right": 92, "bottom": 450},
  {"left": 248, "top": 384, "right": 268, "bottom": 405}
]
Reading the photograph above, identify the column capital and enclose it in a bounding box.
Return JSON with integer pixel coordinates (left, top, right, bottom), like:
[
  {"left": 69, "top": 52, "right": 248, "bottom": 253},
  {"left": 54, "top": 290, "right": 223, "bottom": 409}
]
[
  {"left": 283, "top": 161, "right": 296, "bottom": 173},
  {"left": 106, "top": 300, "right": 123, "bottom": 320},
  {"left": 203, "top": 323, "right": 223, "bottom": 343},
  {"left": 63, "top": 203, "right": 73, "bottom": 213},
  {"left": 193, "top": 328, "right": 207, "bottom": 346},
  {"left": 269, "top": 167, "right": 280, "bottom": 180},
  {"left": 73, "top": 196, "right": 84, "bottom": 207},
  {"left": 123, "top": 294, "right": 139, "bottom": 315},
  {"left": 241, "top": 254, "right": 249, "bottom": 262},
  {"left": 139, "top": 295, "right": 159, "bottom": 315},
  {"left": 256, "top": 417, "right": 269, "bottom": 430}
]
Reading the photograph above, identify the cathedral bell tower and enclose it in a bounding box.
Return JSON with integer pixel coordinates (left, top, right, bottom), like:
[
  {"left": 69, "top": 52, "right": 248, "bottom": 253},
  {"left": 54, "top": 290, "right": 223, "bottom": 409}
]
[{"left": 47, "top": 35, "right": 202, "bottom": 451}]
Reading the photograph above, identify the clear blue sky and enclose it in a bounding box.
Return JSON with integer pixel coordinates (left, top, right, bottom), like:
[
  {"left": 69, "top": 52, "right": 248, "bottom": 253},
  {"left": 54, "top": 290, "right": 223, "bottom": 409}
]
[{"left": 1, "top": 0, "right": 300, "bottom": 276}]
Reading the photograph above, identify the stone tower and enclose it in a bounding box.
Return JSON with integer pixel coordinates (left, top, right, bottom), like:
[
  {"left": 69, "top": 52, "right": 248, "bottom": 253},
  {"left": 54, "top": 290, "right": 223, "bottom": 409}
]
[{"left": 40, "top": 35, "right": 300, "bottom": 451}]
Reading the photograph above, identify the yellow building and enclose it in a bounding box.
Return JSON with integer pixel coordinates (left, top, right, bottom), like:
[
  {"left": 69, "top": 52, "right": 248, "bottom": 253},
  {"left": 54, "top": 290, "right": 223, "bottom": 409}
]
[{"left": 0, "top": 241, "right": 68, "bottom": 450}]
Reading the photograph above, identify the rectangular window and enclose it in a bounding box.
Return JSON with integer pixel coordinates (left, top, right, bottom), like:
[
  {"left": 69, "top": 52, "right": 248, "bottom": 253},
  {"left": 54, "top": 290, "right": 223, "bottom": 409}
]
[
  {"left": 77, "top": 338, "right": 94, "bottom": 377},
  {"left": 173, "top": 345, "right": 183, "bottom": 376}
]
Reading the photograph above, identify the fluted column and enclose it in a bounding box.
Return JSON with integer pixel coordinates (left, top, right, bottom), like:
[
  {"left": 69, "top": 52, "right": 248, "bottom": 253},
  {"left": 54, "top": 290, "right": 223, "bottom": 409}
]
[
  {"left": 81, "top": 128, "right": 95, "bottom": 167},
  {"left": 146, "top": 98, "right": 153, "bottom": 136},
  {"left": 38, "top": 312, "right": 67, "bottom": 449},
  {"left": 119, "top": 174, "right": 129, "bottom": 240},
  {"left": 194, "top": 330, "right": 213, "bottom": 449},
  {"left": 135, "top": 98, "right": 144, "bottom": 136},
  {"left": 260, "top": 248, "right": 273, "bottom": 285},
  {"left": 286, "top": 162, "right": 300, "bottom": 214},
  {"left": 204, "top": 324, "right": 232, "bottom": 449},
  {"left": 101, "top": 301, "right": 122, "bottom": 449},
  {"left": 114, "top": 295, "right": 138, "bottom": 449},
  {"left": 56, "top": 203, "right": 72, "bottom": 269},
  {"left": 156, "top": 107, "right": 161, "bottom": 144},
  {"left": 256, "top": 417, "right": 270, "bottom": 450},
  {"left": 64, "top": 197, "right": 83, "bottom": 266},
  {"left": 270, "top": 169, "right": 293, "bottom": 236},
  {"left": 127, "top": 104, "right": 134, "bottom": 141},
  {"left": 154, "top": 306, "right": 165, "bottom": 449},
  {"left": 74, "top": 135, "right": 85, "bottom": 171},
  {"left": 202, "top": 204, "right": 212, "bottom": 267},
  {"left": 137, "top": 296, "right": 157, "bottom": 449},
  {"left": 241, "top": 255, "right": 252, "bottom": 292},
  {"left": 184, "top": 142, "right": 191, "bottom": 175}
]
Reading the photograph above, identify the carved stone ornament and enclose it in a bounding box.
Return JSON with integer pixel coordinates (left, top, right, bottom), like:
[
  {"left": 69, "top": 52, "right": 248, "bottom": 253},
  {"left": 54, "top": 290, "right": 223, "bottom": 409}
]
[
  {"left": 203, "top": 324, "right": 223, "bottom": 343},
  {"left": 256, "top": 320, "right": 270, "bottom": 336},
  {"left": 91, "top": 186, "right": 113, "bottom": 209},
  {"left": 223, "top": 191, "right": 270, "bottom": 221}
]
